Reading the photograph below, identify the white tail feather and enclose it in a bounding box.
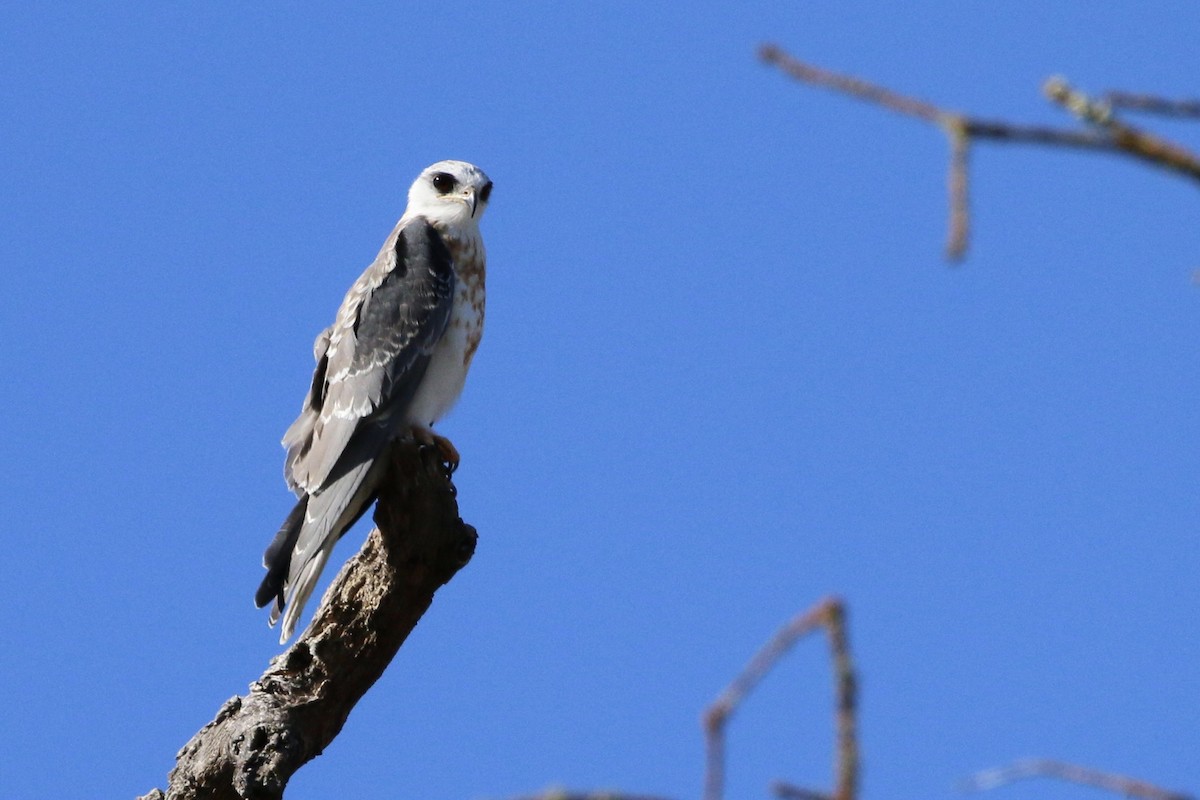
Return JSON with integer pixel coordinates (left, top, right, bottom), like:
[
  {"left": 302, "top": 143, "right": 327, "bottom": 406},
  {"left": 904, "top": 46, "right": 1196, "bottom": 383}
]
[{"left": 279, "top": 544, "right": 333, "bottom": 644}]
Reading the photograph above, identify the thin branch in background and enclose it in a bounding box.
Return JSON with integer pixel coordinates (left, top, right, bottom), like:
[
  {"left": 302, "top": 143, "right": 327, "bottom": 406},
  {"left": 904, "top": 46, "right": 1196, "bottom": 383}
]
[
  {"left": 506, "top": 792, "right": 678, "bottom": 800},
  {"left": 755, "top": 46, "right": 944, "bottom": 123},
  {"left": 1103, "top": 91, "right": 1200, "bottom": 119},
  {"left": 758, "top": 44, "right": 1200, "bottom": 261},
  {"left": 961, "top": 759, "right": 1196, "bottom": 800},
  {"left": 702, "top": 596, "right": 858, "bottom": 800},
  {"left": 772, "top": 780, "right": 832, "bottom": 800},
  {"left": 1044, "top": 76, "right": 1200, "bottom": 181},
  {"left": 943, "top": 116, "right": 972, "bottom": 265}
]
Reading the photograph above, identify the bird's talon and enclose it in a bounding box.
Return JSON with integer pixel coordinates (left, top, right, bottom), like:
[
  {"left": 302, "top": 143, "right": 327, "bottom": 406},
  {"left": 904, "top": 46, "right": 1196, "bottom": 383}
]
[
  {"left": 434, "top": 436, "right": 460, "bottom": 475},
  {"left": 410, "top": 426, "right": 459, "bottom": 475}
]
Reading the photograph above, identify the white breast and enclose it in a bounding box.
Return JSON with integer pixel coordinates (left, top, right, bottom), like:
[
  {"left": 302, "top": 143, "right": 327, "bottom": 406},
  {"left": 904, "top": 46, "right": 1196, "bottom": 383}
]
[
  {"left": 405, "top": 230, "right": 485, "bottom": 428},
  {"left": 406, "top": 295, "right": 481, "bottom": 426}
]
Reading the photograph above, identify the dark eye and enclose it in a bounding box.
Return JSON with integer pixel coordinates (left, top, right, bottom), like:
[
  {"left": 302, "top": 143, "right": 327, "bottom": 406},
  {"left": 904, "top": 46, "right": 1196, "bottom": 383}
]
[
  {"left": 430, "top": 172, "right": 456, "bottom": 194},
  {"left": 479, "top": 181, "right": 493, "bottom": 204}
]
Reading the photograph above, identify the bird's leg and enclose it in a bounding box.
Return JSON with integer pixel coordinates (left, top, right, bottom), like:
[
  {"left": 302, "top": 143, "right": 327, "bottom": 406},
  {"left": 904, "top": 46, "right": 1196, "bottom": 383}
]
[{"left": 409, "top": 425, "right": 460, "bottom": 474}]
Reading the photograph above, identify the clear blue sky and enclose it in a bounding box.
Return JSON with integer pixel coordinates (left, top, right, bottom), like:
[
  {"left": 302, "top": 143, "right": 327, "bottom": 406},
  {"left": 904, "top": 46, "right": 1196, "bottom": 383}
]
[{"left": 1, "top": 3, "right": 1197, "bottom": 799}]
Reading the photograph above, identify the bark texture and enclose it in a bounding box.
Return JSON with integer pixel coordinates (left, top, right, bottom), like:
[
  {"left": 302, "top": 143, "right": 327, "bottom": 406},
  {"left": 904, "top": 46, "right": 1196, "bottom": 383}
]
[{"left": 140, "top": 442, "right": 476, "bottom": 800}]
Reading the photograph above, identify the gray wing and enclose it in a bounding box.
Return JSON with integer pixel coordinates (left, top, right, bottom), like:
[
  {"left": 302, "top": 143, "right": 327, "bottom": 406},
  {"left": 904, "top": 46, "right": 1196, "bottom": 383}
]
[
  {"left": 282, "top": 327, "right": 332, "bottom": 496},
  {"left": 259, "top": 217, "right": 455, "bottom": 638},
  {"left": 283, "top": 216, "right": 455, "bottom": 496}
]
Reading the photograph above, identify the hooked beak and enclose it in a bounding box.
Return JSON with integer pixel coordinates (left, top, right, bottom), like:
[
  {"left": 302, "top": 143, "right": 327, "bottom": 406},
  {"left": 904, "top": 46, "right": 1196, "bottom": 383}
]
[{"left": 465, "top": 188, "right": 478, "bottom": 218}]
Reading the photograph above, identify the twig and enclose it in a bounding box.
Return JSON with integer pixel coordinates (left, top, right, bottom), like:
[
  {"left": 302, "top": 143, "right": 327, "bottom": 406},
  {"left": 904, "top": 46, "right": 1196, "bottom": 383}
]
[
  {"left": 506, "top": 792, "right": 677, "bottom": 800},
  {"left": 1045, "top": 76, "right": 1117, "bottom": 127},
  {"left": 1045, "top": 76, "right": 1200, "bottom": 181},
  {"left": 758, "top": 44, "right": 1200, "bottom": 260},
  {"left": 961, "top": 758, "right": 1196, "bottom": 800},
  {"left": 757, "top": 44, "right": 943, "bottom": 123},
  {"left": 139, "top": 442, "right": 477, "bottom": 800},
  {"left": 773, "top": 780, "right": 833, "bottom": 800},
  {"left": 1103, "top": 91, "right": 1200, "bottom": 119},
  {"left": 824, "top": 601, "right": 857, "bottom": 800},
  {"left": 702, "top": 596, "right": 857, "bottom": 800},
  {"left": 944, "top": 117, "right": 971, "bottom": 262}
]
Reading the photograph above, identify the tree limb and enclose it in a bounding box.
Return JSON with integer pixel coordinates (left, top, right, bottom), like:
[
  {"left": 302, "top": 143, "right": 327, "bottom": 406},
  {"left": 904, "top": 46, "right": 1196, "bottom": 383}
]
[
  {"left": 506, "top": 792, "right": 678, "bottom": 800},
  {"left": 758, "top": 44, "right": 1200, "bottom": 260},
  {"left": 1101, "top": 91, "right": 1200, "bottom": 119},
  {"left": 703, "top": 596, "right": 858, "bottom": 800},
  {"left": 1043, "top": 76, "right": 1200, "bottom": 181},
  {"left": 960, "top": 758, "right": 1196, "bottom": 800},
  {"left": 139, "top": 441, "right": 477, "bottom": 800}
]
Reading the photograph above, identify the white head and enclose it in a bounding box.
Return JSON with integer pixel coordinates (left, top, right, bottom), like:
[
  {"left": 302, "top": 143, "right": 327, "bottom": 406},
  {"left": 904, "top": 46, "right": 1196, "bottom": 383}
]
[{"left": 405, "top": 160, "right": 493, "bottom": 228}]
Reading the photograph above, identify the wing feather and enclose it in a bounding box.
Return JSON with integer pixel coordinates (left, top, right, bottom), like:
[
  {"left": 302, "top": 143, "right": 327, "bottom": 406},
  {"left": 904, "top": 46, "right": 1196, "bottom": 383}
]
[
  {"left": 282, "top": 327, "right": 331, "bottom": 495},
  {"left": 283, "top": 217, "right": 455, "bottom": 494}
]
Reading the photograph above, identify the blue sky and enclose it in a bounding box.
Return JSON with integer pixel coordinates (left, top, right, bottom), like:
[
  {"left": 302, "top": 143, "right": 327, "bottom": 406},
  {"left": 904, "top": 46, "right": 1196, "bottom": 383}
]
[{"left": 1, "top": 3, "right": 1197, "bottom": 799}]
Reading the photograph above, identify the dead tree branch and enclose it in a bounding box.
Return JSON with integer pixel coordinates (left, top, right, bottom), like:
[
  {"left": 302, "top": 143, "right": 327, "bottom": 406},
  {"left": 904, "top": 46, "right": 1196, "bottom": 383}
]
[
  {"left": 1043, "top": 77, "right": 1200, "bottom": 180},
  {"left": 703, "top": 596, "right": 857, "bottom": 800},
  {"left": 1102, "top": 92, "right": 1200, "bottom": 119},
  {"left": 500, "top": 599, "right": 857, "bottom": 800},
  {"left": 961, "top": 758, "right": 1196, "bottom": 800},
  {"left": 758, "top": 44, "right": 1200, "bottom": 260},
  {"left": 772, "top": 781, "right": 833, "bottom": 800},
  {"left": 506, "top": 792, "right": 677, "bottom": 800},
  {"left": 139, "top": 442, "right": 477, "bottom": 800}
]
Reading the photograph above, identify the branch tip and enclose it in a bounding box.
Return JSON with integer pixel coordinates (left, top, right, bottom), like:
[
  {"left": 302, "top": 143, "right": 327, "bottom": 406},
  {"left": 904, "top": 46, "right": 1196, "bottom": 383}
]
[
  {"left": 762, "top": 46, "right": 1200, "bottom": 260},
  {"left": 961, "top": 759, "right": 1195, "bottom": 800}
]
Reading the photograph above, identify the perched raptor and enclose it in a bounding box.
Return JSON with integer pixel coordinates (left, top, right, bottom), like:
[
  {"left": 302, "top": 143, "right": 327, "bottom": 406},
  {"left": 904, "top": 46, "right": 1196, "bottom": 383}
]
[{"left": 255, "top": 160, "right": 492, "bottom": 643}]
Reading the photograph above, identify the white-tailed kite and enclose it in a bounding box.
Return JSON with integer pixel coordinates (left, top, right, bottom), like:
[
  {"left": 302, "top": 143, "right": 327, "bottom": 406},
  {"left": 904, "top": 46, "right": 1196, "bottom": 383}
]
[{"left": 255, "top": 160, "right": 492, "bottom": 643}]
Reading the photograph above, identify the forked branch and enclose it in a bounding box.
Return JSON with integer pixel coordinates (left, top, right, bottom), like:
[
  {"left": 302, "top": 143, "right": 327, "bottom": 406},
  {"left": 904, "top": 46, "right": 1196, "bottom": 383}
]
[
  {"left": 758, "top": 44, "right": 1200, "bottom": 260},
  {"left": 703, "top": 596, "right": 857, "bottom": 800}
]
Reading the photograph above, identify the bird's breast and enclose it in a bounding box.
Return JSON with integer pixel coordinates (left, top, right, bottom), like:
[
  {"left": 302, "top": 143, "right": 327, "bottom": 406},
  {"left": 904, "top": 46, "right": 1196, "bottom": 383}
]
[{"left": 405, "top": 233, "right": 485, "bottom": 427}]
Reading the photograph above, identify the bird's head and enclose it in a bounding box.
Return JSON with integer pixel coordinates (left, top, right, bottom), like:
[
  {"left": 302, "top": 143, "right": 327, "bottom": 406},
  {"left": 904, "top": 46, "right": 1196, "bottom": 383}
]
[{"left": 406, "top": 160, "right": 493, "bottom": 228}]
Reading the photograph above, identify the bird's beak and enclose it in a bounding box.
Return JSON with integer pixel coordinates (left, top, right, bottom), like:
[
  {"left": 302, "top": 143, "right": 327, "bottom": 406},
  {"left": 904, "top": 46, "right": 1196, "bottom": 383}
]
[{"left": 465, "top": 189, "right": 478, "bottom": 218}]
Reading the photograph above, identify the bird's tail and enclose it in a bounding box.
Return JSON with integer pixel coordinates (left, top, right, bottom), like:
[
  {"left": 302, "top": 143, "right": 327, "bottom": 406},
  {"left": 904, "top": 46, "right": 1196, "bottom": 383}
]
[
  {"left": 255, "top": 496, "right": 307, "bottom": 618},
  {"left": 277, "top": 543, "right": 334, "bottom": 644},
  {"left": 258, "top": 456, "right": 383, "bottom": 643}
]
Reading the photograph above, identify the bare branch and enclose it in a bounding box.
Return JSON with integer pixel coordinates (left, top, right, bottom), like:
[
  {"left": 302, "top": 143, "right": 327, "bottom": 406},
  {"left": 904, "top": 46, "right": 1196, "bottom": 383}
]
[
  {"left": 944, "top": 117, "right": 972, "bottom": 263},
  {"left": 758, "top": 43, "right": 943, "bottom": 123},
  {"left": 139, "top": 442, "right": 476, "bottom": 800},
  {"left": 961, "top": 759, "right": 1196, "bottom": 800},
  {"left": 824, "top": 602, "right": 857, "bottom": 800},
  {"left": 773, "top": 780, "right": 833, "bottom": 800},
  {"left": 757, "top": 43, "right": 1119, "bottom": 151},
  {"left": 1045, "top": 76, "right": 1200, "bottom": 181},
  {"left": 758, "top": 44, "right": 1200, "bottom": 260},
  {"left": 703, "top": 596, "right": 858, "bottom": 800},
  {"left": 506, "top": 792, "right": 678, "bottom": 800},
  {"left": 958, "top": 119, "right": 1112, "bottom": 149},
  {"left": 1102, "top": 91, "right": 1200, "bottom": 119},
  {"left": 1044, "top": 76, "right": 1119, "bottom": 127}
]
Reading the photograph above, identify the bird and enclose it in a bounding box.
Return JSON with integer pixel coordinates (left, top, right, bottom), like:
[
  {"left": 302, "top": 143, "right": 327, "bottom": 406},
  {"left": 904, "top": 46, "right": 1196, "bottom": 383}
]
[{"left": 255, "top": 160, "right": 492, "bottom": 643}]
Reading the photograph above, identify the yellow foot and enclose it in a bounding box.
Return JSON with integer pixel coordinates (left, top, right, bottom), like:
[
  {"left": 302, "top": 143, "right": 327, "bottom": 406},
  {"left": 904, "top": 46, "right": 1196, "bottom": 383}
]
[{"left": 410, "top": 425, "right": 460, "bottom": 473}]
